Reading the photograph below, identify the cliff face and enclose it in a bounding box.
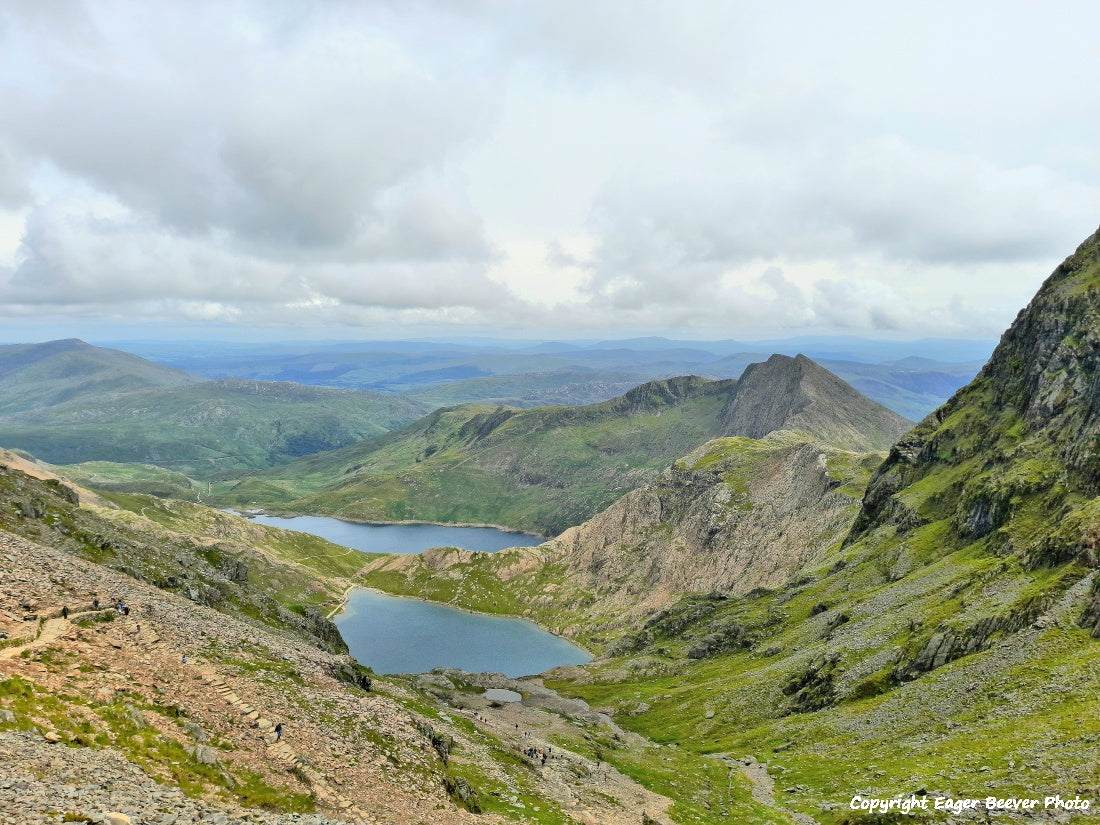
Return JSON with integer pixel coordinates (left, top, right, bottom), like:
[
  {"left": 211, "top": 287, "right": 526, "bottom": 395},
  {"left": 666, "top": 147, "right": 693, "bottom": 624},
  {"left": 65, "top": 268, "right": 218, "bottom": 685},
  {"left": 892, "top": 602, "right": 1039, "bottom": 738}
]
[
  {"left": 545, "top": 432, "right": 879, "bottom": 620},
  {"left": 852, "top": 226, "right": 1100, "bottom": 574}
]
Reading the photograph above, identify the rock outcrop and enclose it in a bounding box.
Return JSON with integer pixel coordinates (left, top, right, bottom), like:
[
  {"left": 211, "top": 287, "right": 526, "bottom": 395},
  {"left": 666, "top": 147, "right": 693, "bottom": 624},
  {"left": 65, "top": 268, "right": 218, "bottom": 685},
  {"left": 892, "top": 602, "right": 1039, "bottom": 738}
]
[{"left": 543, "top": 431, "right": 879, "bottom": 622}]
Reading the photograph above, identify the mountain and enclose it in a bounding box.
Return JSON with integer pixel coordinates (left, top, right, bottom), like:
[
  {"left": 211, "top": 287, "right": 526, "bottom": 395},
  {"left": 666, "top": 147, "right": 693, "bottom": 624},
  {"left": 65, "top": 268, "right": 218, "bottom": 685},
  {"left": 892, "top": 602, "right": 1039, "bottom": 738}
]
[
  {"left": 218, "top": 375, "right": 741, "bottom": 535},
  {"left": 220, "top": 357, "right": 911, "bottom": 535},
  {"left": 717, "top": 353, "right": 912, "bottom": 451},
  {"left": 118, "top": 337, "right": 988, "bottom": 419},
  {"left": 355, "top": 227, "right": 1100, "bottom": 822},
  {"left": 515, "top": 226, "right": 1100, "bottom": 820},
  {"left": 0, "top": 377, "right": 427, "bottom": 478},
  {"left": 0, "top": 338, "right": 199, "bottom": 415}
]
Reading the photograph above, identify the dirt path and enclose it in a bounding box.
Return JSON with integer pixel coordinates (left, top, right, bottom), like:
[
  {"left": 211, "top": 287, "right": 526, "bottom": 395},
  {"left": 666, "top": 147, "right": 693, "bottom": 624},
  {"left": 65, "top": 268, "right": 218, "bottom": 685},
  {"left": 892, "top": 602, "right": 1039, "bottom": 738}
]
[
  {"left": 0, "top": 617, "right": 69, "bottom": 660},
  {"left": 736, "top": 757, "right": 818, "bottom": 825},
  {"left": 444, "top": 684, "right": 674, "bottom": 825}
]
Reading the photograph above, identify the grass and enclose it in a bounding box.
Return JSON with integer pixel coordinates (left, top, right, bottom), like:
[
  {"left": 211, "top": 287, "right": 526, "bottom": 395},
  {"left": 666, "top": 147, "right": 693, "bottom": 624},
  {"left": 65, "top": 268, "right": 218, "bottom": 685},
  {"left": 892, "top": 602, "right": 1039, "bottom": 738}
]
[
  {"left": 0, "top": 378, "right": 425, "bottom": 479},
  {"left": 211, "top": 377, "right": 739, "bottom": 535}
]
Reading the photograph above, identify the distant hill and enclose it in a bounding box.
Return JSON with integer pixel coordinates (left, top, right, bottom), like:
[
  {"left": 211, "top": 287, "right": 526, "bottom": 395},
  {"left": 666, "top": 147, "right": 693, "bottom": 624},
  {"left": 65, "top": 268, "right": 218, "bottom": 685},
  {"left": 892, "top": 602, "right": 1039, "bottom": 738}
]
[
  {"left": 218, "top": 356, "right": 911, "bottom": 535},
  {"left": 118, "top": 337, "right": 988, "bottom": 419},
  {"left": 402, "top": 370, "right": 648, "bottom": 408},
  {"left": 0, "top": 377, "right": 427, "bottom": 478},
  {"left": 0, "top": 338, "right": 200, "bottom": 414}
]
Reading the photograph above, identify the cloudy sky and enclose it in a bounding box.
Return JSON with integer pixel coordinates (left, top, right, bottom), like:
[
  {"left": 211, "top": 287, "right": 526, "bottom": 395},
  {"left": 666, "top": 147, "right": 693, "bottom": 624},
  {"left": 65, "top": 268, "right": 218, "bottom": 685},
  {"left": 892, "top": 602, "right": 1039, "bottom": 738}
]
[{"left": 1, "top": 0, "right": 1098, "bottom": 343}]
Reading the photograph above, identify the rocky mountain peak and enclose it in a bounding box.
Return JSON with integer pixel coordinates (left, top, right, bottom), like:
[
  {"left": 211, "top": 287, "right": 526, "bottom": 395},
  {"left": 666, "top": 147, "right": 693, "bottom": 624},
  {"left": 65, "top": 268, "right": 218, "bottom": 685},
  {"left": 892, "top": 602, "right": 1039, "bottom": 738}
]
[{"left": 720, "top": 353, "right": 912, "bottom": 451}]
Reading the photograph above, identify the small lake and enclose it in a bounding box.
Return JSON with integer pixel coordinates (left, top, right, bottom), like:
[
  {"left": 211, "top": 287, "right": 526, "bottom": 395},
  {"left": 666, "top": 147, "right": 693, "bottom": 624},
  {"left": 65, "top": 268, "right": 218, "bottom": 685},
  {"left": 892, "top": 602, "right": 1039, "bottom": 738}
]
[
  {"left": 242, "top": 513, "right": 543, "bottom": 554},
  {"left": 335, "top": 589, "right": 591, "bottom": 677}
]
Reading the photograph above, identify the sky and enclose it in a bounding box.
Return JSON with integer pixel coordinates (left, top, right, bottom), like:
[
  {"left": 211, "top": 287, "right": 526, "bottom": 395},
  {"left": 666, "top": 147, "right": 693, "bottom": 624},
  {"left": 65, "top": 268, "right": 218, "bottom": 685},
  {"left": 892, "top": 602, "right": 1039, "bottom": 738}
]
[{"left": 0, "top": 0, "right": 1098, "bottom": 344}]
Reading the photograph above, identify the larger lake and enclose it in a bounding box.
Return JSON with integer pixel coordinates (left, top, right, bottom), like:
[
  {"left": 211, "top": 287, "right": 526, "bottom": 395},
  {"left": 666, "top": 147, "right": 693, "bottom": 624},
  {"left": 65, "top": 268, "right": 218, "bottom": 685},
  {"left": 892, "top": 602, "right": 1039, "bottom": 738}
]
[
  {"left": 243, "top": 513, "right": 543, "bottom": 554},
  {"left": 336, "top": 589, "right": 591, "bottom": 677}
]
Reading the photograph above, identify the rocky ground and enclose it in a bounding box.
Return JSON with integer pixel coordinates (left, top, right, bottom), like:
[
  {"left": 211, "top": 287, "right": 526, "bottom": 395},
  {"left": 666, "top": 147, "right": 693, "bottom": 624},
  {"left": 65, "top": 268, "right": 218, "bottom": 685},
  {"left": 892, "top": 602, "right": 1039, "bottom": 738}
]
[
  {"left": 0, "top": 527, "right": 681, "bottom": 824},
  {"left": 0, "top": 528, "right": 497, "bottom": 823}
]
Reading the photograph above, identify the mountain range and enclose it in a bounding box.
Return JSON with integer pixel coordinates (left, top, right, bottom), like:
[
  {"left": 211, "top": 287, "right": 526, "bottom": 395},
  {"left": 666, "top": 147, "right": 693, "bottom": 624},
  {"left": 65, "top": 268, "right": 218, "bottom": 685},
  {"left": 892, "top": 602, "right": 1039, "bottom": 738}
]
[{"left": 217, "top": 355, "right": 910, "bottom": 536}]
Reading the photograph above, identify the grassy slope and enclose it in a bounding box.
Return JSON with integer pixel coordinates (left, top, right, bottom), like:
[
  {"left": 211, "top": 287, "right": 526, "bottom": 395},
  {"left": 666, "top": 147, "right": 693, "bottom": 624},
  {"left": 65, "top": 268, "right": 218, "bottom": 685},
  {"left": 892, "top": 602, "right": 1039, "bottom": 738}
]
[
  {"left": 215, "top": 376, "right": 738, "bottom": 536},
  {"left": 0, "top": 460, "right": 374, "bottom": 632},
  {"left": 356, "top": 230, "right": 1100, "bottom": 822},
  {"left": 402, "top": 369, "right": 648, "bottom": 408},
  {"left": 0, "top": 379, "right": 426, "bottom": 478},
  {"left": 55, "top": 461, "right": 201, "bottom": 501}
]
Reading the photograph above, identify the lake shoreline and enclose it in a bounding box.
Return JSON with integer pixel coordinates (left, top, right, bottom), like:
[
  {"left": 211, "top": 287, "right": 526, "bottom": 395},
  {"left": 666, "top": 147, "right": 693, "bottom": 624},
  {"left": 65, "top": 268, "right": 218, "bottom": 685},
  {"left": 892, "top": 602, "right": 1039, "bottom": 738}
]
[
  {"left": 335, "top": 584, "right": 595, "bottom": 658},
  {"left": 235, "top": 508, "right": 549, "bottom": 540}
]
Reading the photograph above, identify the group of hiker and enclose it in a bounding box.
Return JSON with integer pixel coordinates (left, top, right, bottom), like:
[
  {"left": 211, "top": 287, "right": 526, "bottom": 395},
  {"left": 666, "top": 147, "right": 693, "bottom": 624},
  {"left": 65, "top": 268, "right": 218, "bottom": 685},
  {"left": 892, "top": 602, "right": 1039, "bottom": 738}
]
[
  {"left": 524, "top": 745, "right": 550, "bottom": 766},
  {"left": 65, "top": 597, "right": 129, "bottom": 617}
]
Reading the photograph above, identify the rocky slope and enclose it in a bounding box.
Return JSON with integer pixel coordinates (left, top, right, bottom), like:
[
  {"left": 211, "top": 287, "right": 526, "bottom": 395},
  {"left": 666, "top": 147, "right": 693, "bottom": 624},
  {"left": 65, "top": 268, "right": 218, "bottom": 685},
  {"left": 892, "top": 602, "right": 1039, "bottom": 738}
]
[
  {"left": 546, "top": 432, "right": 882, "bottom": 623},
  {"left": 361, "top": 431, "right": 884, "bottom": 643},
  {"left": 718, "top": 354, "right": 912, "bottom": 452},
  {"left": 0, "top": 454, "right": 694, "bottom": 824}
]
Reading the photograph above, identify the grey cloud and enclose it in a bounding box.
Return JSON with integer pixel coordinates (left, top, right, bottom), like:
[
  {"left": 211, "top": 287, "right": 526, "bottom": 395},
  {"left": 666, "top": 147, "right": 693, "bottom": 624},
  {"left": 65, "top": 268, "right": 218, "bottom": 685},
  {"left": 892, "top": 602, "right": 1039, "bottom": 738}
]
[
  {"left": 0, "top": 144, "right": 29, "bottom": 207},
  {"left": 0, "top": 3, "right": 495, "bottom": 261},
  {"left": 579, "top": 135, "right": 1100, "bottom": 311},
  {"left": 3, "top": 199, "right": 508, "bottom": 319}
]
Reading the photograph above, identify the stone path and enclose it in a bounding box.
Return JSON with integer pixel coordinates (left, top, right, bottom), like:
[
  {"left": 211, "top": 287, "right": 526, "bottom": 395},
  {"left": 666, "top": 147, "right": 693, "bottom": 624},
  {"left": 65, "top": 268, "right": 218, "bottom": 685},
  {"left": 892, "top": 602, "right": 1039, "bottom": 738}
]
[{"left": 195, "top": 668, "right": 368, "bottom": 821}]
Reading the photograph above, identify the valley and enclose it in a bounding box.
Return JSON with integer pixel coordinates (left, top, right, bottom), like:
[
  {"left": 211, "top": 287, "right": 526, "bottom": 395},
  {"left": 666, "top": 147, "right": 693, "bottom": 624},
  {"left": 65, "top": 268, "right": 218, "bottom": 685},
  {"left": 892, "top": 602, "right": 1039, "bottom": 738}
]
[{"left": 1, "top": 230, "right": 1099, "bottom": 823}]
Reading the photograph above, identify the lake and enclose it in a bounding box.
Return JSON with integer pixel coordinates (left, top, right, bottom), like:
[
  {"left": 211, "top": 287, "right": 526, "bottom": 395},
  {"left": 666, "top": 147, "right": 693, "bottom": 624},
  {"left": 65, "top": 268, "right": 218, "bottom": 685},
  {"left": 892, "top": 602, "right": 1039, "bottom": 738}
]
[
  {"left": 241, "top": 512, "right": 589, "bottom": 675},
  {"left": 242, "top": 513, "right": 543, "bottom": 554},
  {"left": 335, "top": 588, "right": 591, "bottom": 677}
]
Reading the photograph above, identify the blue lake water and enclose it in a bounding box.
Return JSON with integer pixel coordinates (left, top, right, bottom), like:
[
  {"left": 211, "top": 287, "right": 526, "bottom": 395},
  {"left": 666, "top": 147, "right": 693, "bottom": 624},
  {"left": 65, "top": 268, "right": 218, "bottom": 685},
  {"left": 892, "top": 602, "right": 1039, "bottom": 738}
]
[
  {"left": 335, "top": 588, "right": 591, "bottom": 677},
  {"left": 242, "top": 513, "right": 543, "bottom": 554},
  {"left": 239, "top": 513, "right": 588, "bottom": 675}
]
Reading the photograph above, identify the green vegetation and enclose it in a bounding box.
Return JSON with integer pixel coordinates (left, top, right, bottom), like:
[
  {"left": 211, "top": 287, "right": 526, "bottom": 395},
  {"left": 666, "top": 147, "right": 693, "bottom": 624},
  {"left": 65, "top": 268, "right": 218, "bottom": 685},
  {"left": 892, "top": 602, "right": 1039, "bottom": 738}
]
[
  {"left": 0, "top": 378, "right": 425, "bottom": 478},
  {"left": 57, "top": 461, "right": 201, "bottom": 500},
  {"left": 0, "top": 462, "right": 361, "bottom": 650},
  {"left": 0, "top": 338, "right": 198, "bottom": 416},
  {"left": 214, "top": 376, "right": 739, "bottom": 535}
]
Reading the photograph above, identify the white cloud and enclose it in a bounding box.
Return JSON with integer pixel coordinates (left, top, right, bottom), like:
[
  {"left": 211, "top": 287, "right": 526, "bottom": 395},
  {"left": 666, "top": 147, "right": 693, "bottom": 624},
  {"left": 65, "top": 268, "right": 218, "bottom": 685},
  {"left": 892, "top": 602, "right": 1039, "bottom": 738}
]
[{"left": 0, "top": 0, "right": 1098, "bottom": 339}]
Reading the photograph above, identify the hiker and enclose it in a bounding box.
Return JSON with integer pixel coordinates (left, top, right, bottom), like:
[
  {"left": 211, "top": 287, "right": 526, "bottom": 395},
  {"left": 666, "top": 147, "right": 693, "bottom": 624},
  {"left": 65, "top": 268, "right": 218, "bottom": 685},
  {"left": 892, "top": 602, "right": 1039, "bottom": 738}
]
[
  {"left": 123, "top": 605, "right": 130, "bottom": 616},
  {"left": 61, "top": 606, "right": 69, "bottom": 620},
  {"left": 182, "top": 655, "right": 188, "bottom": 664},
  {"left": 92, "top": 598, "right": 99, "bottom": 610},
  {"left": 274, "top": 723, "right": 283, "bottom": 742}
]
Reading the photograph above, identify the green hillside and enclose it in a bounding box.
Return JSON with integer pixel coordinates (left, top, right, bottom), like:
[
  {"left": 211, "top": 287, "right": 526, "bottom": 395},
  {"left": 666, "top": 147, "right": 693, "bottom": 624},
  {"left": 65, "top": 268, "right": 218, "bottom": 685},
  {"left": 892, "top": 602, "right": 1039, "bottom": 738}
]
[
  {"left": 527, "top": 227, "right": 1100, "bottom": 822},
  {"left": 0, "top": 377, "right": 426, "bottom": 478},
  {"left": 346, "top": 227, "right": 1100, "bottom": 823},
  {"left": 0, "top": 338, "right": 199, "bottom": 415},
  {"left": 217, "top": 363, "right": 910, "bottom": 535},
  {"left": 217, "top": 375, "right": 741, "bottom": 535}
]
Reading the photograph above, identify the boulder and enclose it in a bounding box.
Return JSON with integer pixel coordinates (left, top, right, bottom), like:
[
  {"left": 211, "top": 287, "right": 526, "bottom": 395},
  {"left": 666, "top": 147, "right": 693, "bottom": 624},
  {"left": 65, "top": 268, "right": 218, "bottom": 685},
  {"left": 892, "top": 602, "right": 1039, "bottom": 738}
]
[{"left": 186, "top": 744, "right": 221, "bottom": 765}]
